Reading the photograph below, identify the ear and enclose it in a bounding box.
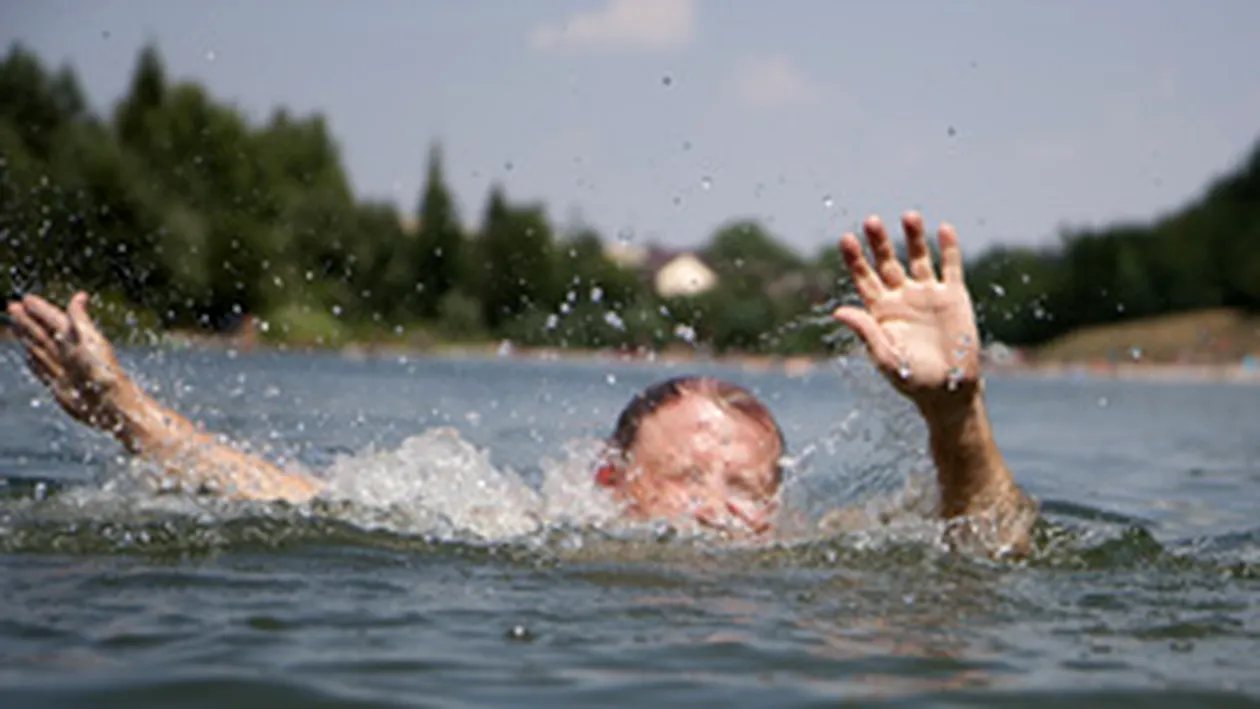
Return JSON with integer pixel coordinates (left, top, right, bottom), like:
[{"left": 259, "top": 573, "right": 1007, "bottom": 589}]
[{"left": 595, "top": 461, "right": 621, "bottom": 488}]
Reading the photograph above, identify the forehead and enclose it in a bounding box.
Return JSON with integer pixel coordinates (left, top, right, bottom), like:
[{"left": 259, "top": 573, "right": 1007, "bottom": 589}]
[{"left": 629, "top": 392, "right": 781, "bottom": 477}]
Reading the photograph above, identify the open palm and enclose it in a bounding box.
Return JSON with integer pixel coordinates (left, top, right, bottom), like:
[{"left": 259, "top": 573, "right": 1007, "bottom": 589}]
[
  {"left": 6, "top": 292, "right": 130, "bottom": 430},
  {"left": 832, "top": 213, "right": 982, "bottom": 410}
]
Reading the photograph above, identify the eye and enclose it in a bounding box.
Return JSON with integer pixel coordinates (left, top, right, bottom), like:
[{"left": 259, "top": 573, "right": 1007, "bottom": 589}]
[{"left": 725, "top": 473, "right": 756, "bottom": 496}]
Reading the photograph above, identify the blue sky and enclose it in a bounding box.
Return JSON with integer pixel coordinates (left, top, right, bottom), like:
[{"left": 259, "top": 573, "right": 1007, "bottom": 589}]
[{"left": 4, "top": 0, "right": 1259, "bottom": 257}]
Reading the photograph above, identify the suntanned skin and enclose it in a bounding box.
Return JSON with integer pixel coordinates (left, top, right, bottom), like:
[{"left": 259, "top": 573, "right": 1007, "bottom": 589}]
[
  {"left": 611, "top": 382, "right": 783, "bottom": 536},
  {"left": 5, "top": 211, "right": 1034, "bottom": 554}
]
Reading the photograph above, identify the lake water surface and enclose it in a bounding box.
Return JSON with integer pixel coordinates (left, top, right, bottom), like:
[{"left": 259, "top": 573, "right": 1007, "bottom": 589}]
[{"left": 1, "top": 345, "right": 1258, "bottom": 707}]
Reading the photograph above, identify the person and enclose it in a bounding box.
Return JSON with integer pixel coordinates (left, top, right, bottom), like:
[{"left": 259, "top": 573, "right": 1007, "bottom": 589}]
[{"left": 4, "top": 212, "right": 1036, "bottom": 555}]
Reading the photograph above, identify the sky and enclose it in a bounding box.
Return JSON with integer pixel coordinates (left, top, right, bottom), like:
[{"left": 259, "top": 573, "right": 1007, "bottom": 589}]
[{"left": 3, "top": 0, "right": 1259, "bottom": 257}]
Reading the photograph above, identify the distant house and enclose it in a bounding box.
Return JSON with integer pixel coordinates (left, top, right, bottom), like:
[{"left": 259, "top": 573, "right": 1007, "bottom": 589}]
[
  {"left": 600, "top": 241, "right": 720, "bottom": 298},
  {"left": 653, "top": 252, "right": 718, "bottom": 298}
]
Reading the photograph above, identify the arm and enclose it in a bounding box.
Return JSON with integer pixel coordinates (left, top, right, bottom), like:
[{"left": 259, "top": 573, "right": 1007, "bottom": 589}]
[
  {"left": 6, "top": 292, "right": 321, "bottom": 504},
  {"left": 831, "top": 213, "right": 1036, "bottom": 556}
]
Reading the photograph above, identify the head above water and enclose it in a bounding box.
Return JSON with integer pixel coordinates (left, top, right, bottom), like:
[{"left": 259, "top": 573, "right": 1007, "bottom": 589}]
[{"left": 598, "top": 376, "right": 785, "bottom": 535}]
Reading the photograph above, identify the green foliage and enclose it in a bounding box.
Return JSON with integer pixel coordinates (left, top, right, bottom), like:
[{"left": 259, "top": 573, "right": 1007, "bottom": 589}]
[
  {"left": 437, "top": 290, "right": 486, "bottom": 341},
  {"left": 478, "top": 188, "right": 559, "bottom": 331},
  {"left": 969, "top": 140, "right": 1260, "bottom": 346},
  {"left": 412, "top": 143, "right": 464, "bottom": 317},
  {"left": 3, "top": 40, "right": 1259, "bottom": 358}
]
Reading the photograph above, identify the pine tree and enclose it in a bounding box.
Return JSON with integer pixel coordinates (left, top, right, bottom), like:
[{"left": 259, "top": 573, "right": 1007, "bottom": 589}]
[{"left": 412, "top": 142, "right": 464, "bottom": 317}]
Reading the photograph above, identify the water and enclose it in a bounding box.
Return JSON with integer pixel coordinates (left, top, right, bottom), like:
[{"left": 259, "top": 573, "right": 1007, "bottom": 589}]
[{"left": 1, "top": 344, "right": 1258, "bottom": 707}]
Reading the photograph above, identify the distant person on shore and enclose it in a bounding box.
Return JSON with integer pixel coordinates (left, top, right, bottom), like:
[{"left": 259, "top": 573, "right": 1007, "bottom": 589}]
[{"left": 4, "top": 212, "right": 1037, "bottom": 555}]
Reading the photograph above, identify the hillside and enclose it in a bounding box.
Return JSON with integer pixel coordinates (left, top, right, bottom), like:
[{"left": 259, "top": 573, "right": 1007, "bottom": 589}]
[{"left": 1028, "top": 308, "right": 1260, "bottom": 364}]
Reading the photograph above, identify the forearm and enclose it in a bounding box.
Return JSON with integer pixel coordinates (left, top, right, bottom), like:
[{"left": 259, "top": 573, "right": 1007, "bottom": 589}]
[
  {"left": 109, "top": 380, "right": 322, "bottom": 504},
  {"left": 919, "top": 382, "right": 1036, "bottom": 554}
]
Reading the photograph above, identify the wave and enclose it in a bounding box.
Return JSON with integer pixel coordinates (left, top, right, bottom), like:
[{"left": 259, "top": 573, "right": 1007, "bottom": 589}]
[{"left": 3, "top": 395, "right": 1257, "bottom": 576}]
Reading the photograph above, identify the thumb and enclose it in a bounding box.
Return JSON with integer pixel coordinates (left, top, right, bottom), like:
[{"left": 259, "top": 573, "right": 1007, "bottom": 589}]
[
  {"left": 66, "top": 291, "right": 109, "bottom": 351},
  {"left": 66, "top": 292, "right": 93, "bottom": 337},
  {"left": 832, "top": 306, "right": 896, "bottom": 364}
]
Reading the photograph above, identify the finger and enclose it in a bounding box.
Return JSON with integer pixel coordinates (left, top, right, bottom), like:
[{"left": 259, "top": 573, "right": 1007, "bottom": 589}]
[
  {"left": 938, "top": 222, "right": 965, "bottom": 283},
  {"left": 11, "top": 307, "right": 67, "bottom": 383},
  {"left": 903, "top": 211, "right": 935, "bottom": 282},
  {"left": 863, "top": 215, "right": 906, "bottom": 288},
  {"left": 21, "top": 294, "right": 71, "bottom": 344},
  {"left": 838, "top": 232, "right": 883, "bottom": 303},
  {"left": 21, "top": 338, "right": 65, "bottom": 386},
  {"left": 66, "top": 291, "right": 96, "bottom": 345},
  {"left": 832, "top": 305, "right": 898, "bottom": 365},
  {"left": 8, "top": 303, "right": 59, "bottom": 356}
]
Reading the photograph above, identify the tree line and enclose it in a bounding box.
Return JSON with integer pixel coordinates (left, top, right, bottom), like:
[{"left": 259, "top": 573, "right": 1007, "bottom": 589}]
[{"left": 2, "top": 43, "right": 1258, "bottom": 357}]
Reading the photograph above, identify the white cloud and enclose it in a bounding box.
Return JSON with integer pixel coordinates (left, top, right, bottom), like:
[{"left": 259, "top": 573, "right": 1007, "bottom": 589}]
[
  {"left": 733, "top": 55, "right": 820, "bottom": 108},
  {"left": 530, "top": 0, "right": 695, "bottom": 53}
]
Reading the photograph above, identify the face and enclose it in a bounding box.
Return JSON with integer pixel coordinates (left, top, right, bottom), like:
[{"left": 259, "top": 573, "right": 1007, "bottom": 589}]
[{"left": 614, "top": 391, "right": 782, "bottom": 536}]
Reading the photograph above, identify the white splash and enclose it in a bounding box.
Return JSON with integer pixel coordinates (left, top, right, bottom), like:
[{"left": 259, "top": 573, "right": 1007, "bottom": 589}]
[{"left": 318, "top": 427, "right": 621, "bottom": 541}]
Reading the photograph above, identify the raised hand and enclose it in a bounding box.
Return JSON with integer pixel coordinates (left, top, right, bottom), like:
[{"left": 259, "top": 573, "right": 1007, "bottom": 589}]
[
  {"left": 832, "top": 212, "right": 982, "bottom": 415},
  {"left": 6, "top": 292, "right": 135, "bottom": 432}
]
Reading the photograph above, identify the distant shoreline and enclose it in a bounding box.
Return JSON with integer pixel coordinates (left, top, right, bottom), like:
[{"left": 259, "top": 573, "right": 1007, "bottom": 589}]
[
  {"left": 987, "top": 360, "right": 1260, "bottom": 385},
  {"left": 3, "top": 323, "right": 1258, "bottom": 385},
  {"left": 265, "top": 337, "right": 1260, "bottom": 386}
]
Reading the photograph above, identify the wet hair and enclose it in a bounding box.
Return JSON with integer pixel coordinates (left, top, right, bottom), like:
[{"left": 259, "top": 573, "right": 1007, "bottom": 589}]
[{"left": 607, "top": 375, "right": 786, "bottom": 486}]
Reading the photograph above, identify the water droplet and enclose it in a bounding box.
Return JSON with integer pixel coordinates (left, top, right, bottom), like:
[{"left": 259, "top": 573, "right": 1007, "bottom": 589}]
[
  {"left": 590, "top": 286, "right": 603, "bottom": 303},
  {"left": 205, "top": 49, "right": 217, "bottom": 62},
  {"left": 603, "top": 311, "right": 625, "bottom": 331},
  {"left": 544, "top": 313, "right": 559, "bottom": 330},
  {"left": 661, "top": 74, "right": 673, "bottom": 86},
  {"left": 331, "top": 304, "right": 343, "bottom": 317},
  {"left": 673, "top": 323, "right": 697, "bottom": 344},
  {"left": 946, "top": 366, "right": 964, "bottom": 391},
  {"left": 990, "top": 283, "right": 1006, "bottom": 297},
  {"left": 822, "top": 194, "right": 834, "bottom": 209},
  {"left": 897, "top": 360, "right": 913, "bottom": 380},
  {"left": 700, "top": 175, "right": 712, "bottom": 191},
  {"left": 497, "top": 340, "right": 513, "bottom": 357},
  {"left": 605, "top": 372, "right": 617, "bottom": 385},
  {"left": 29, "top": 397, "right": 42, "bottom": 409},
  {"left": 1097, "top": 396, "right": 1109, "bottom": 408},
  {"left": 505, "top": 624, "right": 533, "bottom": 641},
  {"left": 1130, "top": 346, "right": 1142, "bottom": 361},
  {"left": 947, "top": 126, "right": 957, "bottom": 137}
]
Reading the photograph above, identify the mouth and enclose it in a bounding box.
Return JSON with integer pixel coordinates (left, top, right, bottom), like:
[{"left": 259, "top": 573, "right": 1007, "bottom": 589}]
[{"left": 692, "top": 499, "right": 776, "bottom": 537}]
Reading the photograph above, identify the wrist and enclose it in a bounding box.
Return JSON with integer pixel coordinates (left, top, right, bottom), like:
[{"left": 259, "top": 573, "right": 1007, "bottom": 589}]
[
  {"left": 915, "top": 378, "right": 986, "bottom": 432},
  {"left": 918, "top": 381, "right": 1011, "bottom": 516},
  {"left": 107, "top": 381, "right": 171, "bottom": 454}
]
